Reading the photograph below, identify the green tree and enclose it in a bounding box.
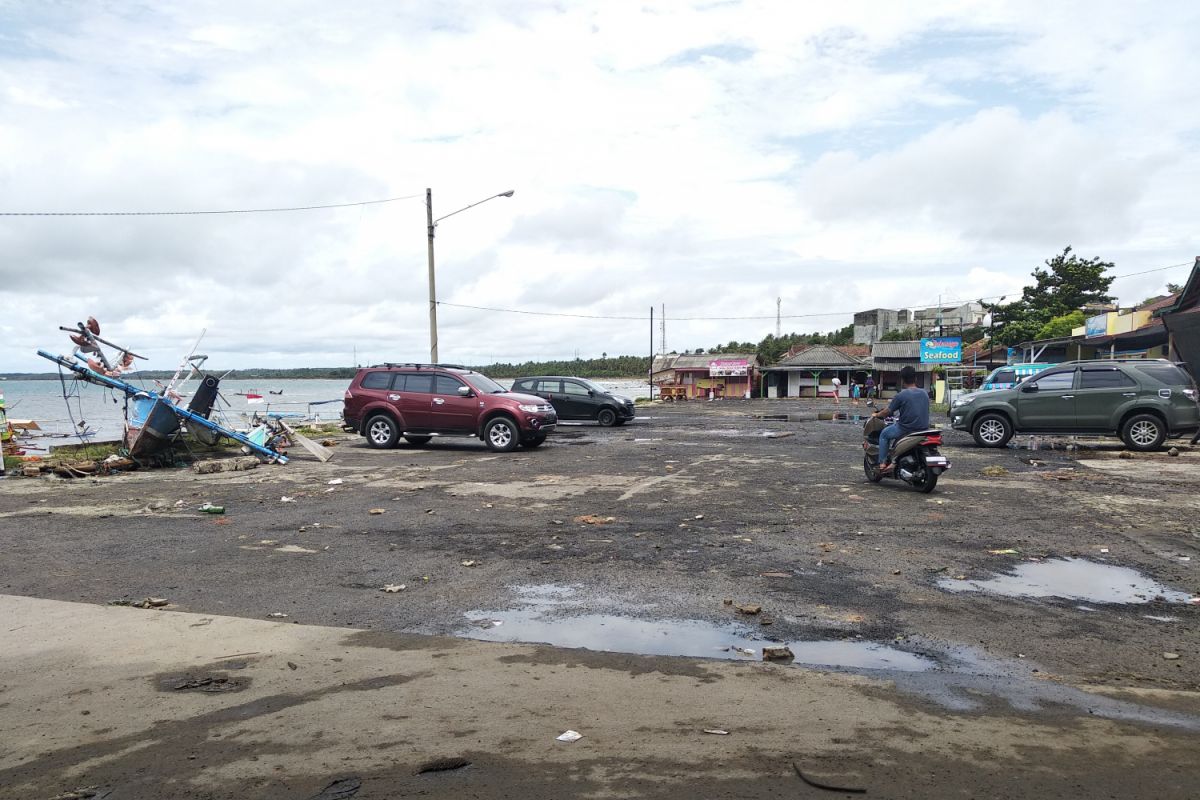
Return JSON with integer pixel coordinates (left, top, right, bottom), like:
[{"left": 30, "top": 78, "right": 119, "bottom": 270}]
[
  {"left": 880, "top": 326, "right": 917, "bottom": 342},
  {"left": 988, "top": 246, "right": 1114, "bottom": 346},
  {"left": 1035, "top": 310, "right": 1085, "bottom": 340},
  {"left": 1167, "top": 282, "right": 1183, "bottom": 294}
]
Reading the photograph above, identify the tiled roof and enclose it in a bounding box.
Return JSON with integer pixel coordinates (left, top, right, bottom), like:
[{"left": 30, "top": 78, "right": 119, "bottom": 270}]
[{"left": 773, "top": 344, "right": 868, "bottom": 367}]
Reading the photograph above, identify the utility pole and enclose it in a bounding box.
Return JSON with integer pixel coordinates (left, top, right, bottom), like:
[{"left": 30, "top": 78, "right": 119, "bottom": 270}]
[
  {"left": 649, "top": 306, "right": 655, "bottom": 399},
  {"left": 426, "top": 188, "right": 438, "bottom": 363}
]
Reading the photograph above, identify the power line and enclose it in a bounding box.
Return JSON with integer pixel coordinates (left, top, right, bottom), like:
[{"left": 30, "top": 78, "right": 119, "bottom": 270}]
[{"left": 0, "top": 194, "right": 422, "bottom": 217}]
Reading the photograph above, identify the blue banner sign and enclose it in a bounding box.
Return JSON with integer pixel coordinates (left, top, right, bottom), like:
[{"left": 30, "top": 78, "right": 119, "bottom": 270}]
[
  {"left": 1085, "top": 314, "right": 1107, "bottom": 338},
  {"left": 920, "top": 337, "right": 962, "bottom": 363}
]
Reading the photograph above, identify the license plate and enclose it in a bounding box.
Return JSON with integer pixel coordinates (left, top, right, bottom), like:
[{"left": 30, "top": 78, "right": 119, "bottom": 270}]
[{"left": 925, "top": 456, "right": 948, "bottom": 466}]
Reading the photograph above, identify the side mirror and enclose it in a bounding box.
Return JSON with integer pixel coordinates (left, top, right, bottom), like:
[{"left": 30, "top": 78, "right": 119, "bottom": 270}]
[
  {"left": 588, "top": 390, "right": 595, "bottom": 397},
  {"left": 1021, "top": 383, "right": 1038, "bottom": 393},
  {"left": 457, "top": 385, "right": 473, "bottom": 397}
]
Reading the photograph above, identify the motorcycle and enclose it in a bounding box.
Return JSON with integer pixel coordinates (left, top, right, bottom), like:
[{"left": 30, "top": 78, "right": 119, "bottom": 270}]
[{"left": 861, "top": 402, "right": 950, "bottom": 493}]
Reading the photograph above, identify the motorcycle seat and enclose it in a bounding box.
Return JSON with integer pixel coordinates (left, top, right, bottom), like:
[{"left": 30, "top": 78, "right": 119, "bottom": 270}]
[{"left": 899, "top": 428, "right": 940, "bottom": 439}]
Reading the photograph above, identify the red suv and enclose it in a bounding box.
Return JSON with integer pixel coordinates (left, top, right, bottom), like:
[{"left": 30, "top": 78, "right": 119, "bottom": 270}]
[{"left": 342, "top": 364, "right": 557, "bottom": 452}]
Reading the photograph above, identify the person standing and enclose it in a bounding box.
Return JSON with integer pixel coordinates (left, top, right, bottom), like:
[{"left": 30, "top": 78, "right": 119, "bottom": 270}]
[
  {"left": 866, "top": 375, "right": 876, "bottom": 399},
  {"left": 830, "top": 375, "right": 841, "bottom": 405},
  {"left": 851, "top": 381, "right": 861, "bottom": 405}
]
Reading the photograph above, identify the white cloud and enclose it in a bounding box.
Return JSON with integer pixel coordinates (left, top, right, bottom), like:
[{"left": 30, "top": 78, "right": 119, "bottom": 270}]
[{"left": 2, "top": 1, "right": 1199, "bottom": 372}]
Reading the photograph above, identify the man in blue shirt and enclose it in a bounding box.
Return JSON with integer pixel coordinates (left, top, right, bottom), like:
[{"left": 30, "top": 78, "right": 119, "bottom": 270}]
[{"left": 872, "top": 365, "right": 930, "bottom": 474}]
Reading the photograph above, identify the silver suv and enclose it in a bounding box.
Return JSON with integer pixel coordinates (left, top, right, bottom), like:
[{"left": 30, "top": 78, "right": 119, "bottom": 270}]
[{"left": 950, "top": 359, "right": 1199, "bottom": 451}]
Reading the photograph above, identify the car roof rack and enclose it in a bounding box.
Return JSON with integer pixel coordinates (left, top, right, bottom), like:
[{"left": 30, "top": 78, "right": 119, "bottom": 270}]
[{"left": 368, "top": 362, "right": 471, "bottom": 370}]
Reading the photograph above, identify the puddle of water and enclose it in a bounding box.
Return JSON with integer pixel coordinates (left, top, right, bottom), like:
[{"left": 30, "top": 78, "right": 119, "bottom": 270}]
[
  {"left": 939, "top": 558, "right": 1192, "bottom": 604},
  {"left": 457, "top": 608, "right": 933, "bottom": 671},
  {"left": 750, "top": 414, "right": 793, "bottom": 422},
  {"left": 817, "top": 412, "right": 870, "bottom": 423}
]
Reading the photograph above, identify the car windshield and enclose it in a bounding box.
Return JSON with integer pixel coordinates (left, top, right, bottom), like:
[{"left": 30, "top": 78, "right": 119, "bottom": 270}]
[{"left": 462, "top": 372, "right": 508, "bottom": 394}]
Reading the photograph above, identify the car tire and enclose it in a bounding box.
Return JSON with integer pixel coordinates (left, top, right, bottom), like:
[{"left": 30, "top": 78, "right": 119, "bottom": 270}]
[
  {"left": 403, "top": 435, "right": 432, "bottom": 446},
  {"left": 1121, "top": 413, "right": 1166, "bottom": 451},
  {"left": 523, "top": 434, "right": 547, "bottom": 449},
  {"left": 597, "top": 408, "right": 617, "bottom": 427},
  {"left": 364, "top": 414, "right": 399, "bottom": 449},
  {"left": 483, "top": 416, "right": 520, "bottom": 452},
  {"left": 971, "top": 413, "right": 1012, "bottom": 448}
]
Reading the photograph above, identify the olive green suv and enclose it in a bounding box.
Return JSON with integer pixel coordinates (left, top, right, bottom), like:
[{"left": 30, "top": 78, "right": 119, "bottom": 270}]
[{"left": 950, "top": 359, "right": 1199, "bottom": 451}]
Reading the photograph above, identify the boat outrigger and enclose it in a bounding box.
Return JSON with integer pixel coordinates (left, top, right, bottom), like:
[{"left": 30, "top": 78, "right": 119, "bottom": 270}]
[{"left": 35, "top": 319, "right": 311, "bottom": 464}]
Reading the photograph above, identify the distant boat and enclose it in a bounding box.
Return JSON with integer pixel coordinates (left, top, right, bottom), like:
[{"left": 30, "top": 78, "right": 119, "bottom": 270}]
[{"left": 268, "top": 389, "right": 283, "bottom": 395}]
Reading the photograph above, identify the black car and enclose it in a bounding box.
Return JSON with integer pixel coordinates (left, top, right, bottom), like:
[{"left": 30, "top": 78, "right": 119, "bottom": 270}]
[{"left": 511, "top": 376, "right": 636, "bottom": 426}]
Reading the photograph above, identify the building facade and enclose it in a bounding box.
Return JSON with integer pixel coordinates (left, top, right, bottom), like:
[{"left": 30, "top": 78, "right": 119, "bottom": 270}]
[{"left": 853, "top": 308, "right": 910, "bottom": 345}]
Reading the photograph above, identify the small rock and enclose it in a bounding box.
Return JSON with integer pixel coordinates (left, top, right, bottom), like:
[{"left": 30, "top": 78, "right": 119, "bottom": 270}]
[
  {"left": 1118, "top": 451, "right": 1134, "bottom": 460},
  {"left": 287, "top": 661, "right": 298, "bottom": 670},
  {"left": 981, "top": 466, "right": 1008, "bottom": 477},
  {"left": 734, "top": 603, "right": 761, "bottom": 615},
  {"left": 1163, "top": 652, "right": 1180, "bottom": 660},
  {"left": 460, "top": 560, "right": 477, "bottom": 567},
  {"left": 381, "top": 584, "right": 406, "bottom": 593},
  {"left": 1168, "top": 447, "right": 1180, "bottom": 457},
  {"left": 762, "top": 646, "right": 794, "bottom": 662},
  {"left": 369, "top": 508, "right": 386, "bottom": 515}
]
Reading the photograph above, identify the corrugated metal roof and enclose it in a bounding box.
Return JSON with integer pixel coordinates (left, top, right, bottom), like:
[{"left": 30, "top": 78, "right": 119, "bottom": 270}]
[
  {"left": 651, "top": 352, "right": 759, "bottom": 373},
  {"left": 870, "top": 341, "right": 922, "bottom": 358}
]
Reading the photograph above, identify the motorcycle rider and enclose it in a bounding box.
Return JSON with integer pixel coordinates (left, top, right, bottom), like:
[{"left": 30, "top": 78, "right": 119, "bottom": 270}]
[{"left": 872, "top": 365, "right": 930, "bottom": 474}]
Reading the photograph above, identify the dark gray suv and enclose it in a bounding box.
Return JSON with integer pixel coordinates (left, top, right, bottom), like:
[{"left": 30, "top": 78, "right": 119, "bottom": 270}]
[
  {"left": 951, "top": 359, "right": 1199, "bottom": 451},
  {"left": 511, "top": 376, "right": 636, "bottom": 426}
]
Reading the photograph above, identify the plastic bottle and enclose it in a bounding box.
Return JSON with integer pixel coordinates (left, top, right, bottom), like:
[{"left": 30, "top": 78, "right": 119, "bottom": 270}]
[{"left": 199, "top": 502, "right": 225, "bottom": 514}]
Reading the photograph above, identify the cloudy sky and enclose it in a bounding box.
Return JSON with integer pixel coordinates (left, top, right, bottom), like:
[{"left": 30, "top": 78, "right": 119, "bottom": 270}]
[{"left": 2, "top": 0, "right": 1197, "bottom": 372}]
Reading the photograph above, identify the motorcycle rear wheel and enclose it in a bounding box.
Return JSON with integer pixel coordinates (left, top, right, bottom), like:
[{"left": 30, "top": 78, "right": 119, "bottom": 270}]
[
  {"left": 863, "top": 454, "right": 882, "bottom": 483},
  {"left": 912, "top": 468, "right": 939, "bottom": 493}
]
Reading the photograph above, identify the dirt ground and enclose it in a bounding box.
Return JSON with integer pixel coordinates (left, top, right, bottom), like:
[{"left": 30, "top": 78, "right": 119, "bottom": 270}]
[{"left": 1, "top": 398, "right": 1198, "bottom": 798}]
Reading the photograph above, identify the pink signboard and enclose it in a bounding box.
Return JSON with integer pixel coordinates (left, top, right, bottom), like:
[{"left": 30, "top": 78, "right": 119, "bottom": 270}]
[{"left": 708, "top": 358, "right": 749, "bottom": 377}]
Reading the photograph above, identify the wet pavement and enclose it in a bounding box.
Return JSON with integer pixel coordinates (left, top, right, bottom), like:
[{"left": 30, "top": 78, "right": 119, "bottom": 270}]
[
  {"left": 939, "top": 557, "right": 1195, "bottom": 604},
  {"left": 1, "top": 397, "right": 1198, "bottom": 796}
]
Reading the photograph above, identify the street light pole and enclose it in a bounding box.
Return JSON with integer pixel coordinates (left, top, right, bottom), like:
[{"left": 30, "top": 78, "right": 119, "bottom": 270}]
[
  {"left": 426, "top": 188, "right": 438, "bottom": 363},
  {"left": 425, "top": 188, "right": 515, "bottom": 364}
]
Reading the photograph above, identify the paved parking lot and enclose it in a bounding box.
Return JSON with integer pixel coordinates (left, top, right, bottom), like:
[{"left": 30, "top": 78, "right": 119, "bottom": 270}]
[{"left": 1, "top": 398, "right": 1198, "bottom": 798}]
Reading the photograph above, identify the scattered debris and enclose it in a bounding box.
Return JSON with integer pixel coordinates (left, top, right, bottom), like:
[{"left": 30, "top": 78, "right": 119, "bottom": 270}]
[
  {"left": 327, "top": 478, "right": 344, "bottom": 485},
  {"left": 556, "top": 730, "right": 583, "bottom": 743},
  {"left": 417, "top": 757, "right": 472, "bottom": 774},
  {"left": 980, "top": 465, "right": 1009, "bottom": 477},
  {"left": 460, "top": 560, "right": 478, "bottom": 567},
  {"left": 275, "top": 545, "right": 318, "bottom": 554},
  {"left": 1099, "top": 547, "right": 1110, "bottom": 554},
  {"left": 988, "top": 548, "right": 1019, "bottom": 555},
  {"left": 762, "top": 646, "right": 794, "bottom": 662},
  {"left": 171, "top": 675, "right": 242, "bottom": 692},
  {"left": 193, "top": 457, "right": 259, "bottom": 474},
  {"left": 722, "top": 598, "right": 733, "bottom": 606},
  {"left": 381, "top": 584, "right": 406, "bottom": 593},
  {"left": 305, "top": 777, "right": 362, "bottom": 800},
  {"left": 281, "top": 496, "right": 296, "bottom": 503},
  {"left": 369, "top": 508, "right": 386, "bottom": 515},
  {"left": 694, "top": 514, "right": 705, "bottom": 520},
  {"left": 730, "top": 646, "right": 756, "bottom": 657},
  {"left": 703, "top": 728, "right": 730, "bottom": 735},
  {"left": 1163, "top": 652, "right": 1181, "bottom": 660},
  {"left": 49, "top": 788, "right": 113, "bottom": 800},
  {"left": 198, "top": 502, "right": 224, "bottom": 514},
  {"left": 760, "top": 571, "right": 791, "bottom": 578},
  {"left": 1118, "top": 450, "right": 1135, "bottom": 460},
  {"left": 287, "top": 661, "right": 299, "bottom": 670},
  {"left": 267, "top": 612, "right": 289, "bottom": 618},
  {"left": 734, "top": 604, "right": 761, "bottom": 615},
  {"left": 574, "top": 514, "right": 615, "bottom": 525},
  {"left": 109, "top": 597, "right": 169, "bottom": 609},
  {"left": 793, "top": 762, "right": 866, "bottom": 794},
  {"left": 1168, "top": 447, "right": 1180, "bottom": 457}
]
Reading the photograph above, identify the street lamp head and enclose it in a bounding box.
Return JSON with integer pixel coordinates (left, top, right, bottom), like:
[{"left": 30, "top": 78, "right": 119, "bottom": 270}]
[{"left": 499, "top": 190, "right": 515, "bottom": 198}]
